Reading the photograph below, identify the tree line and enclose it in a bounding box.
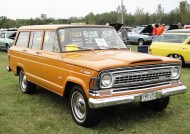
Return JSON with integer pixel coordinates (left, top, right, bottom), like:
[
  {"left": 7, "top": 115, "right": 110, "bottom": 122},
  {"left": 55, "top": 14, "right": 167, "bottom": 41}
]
[{"left": 0, "top": 0, "right": 190, "bottom": 28}]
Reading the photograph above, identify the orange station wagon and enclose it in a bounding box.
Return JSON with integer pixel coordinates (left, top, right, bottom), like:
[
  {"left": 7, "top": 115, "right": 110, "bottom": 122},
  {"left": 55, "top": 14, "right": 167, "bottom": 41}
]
[{"left": 7, "top": 25, "right": 187, "bottom": 127}]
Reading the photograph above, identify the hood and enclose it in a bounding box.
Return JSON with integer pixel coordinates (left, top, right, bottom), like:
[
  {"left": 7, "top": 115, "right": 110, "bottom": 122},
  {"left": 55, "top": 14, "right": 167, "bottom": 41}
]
[
  {"left": 140, "top": 25, "right": 153, "bottom": 35},
  {"left": 60, "top": 50, "right": 179, "bottom": 71},
  {"left": 109, "top": 23, "right": 123, "bottom": 31}
]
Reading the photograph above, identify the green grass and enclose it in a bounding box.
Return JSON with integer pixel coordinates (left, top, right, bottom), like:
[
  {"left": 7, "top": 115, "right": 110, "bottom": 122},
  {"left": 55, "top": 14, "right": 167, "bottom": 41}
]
[{"left": 0, "top": 49, "right": 190, "bottom": 134}]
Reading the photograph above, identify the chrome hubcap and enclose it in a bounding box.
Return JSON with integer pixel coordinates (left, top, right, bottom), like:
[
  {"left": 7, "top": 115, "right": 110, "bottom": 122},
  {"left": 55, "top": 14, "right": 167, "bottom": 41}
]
[
  {"left": 71, "top": 91, "right": 86, "bottom": 122},
  {"left": 139, "top": 40, "right": 143, "bottom": 46},
  {"left": 20, "top": 71, "right": 27, "bottom": 91},
  {"left": 170, "top": 54, "right": 182, "bottom": 61}
]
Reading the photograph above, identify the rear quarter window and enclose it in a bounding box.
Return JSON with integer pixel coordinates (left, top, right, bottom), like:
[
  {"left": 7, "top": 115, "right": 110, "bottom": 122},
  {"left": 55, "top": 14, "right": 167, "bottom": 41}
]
[{"left": 16, "top": 32, "right": 29, "bottom": 47}]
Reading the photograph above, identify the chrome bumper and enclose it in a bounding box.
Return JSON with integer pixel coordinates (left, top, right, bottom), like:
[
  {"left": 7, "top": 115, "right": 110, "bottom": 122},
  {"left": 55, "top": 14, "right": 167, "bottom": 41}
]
[
  {"left": 6, "top": 66, "right": 11, "bottom": 72},
  {"left": 88, "top": 85, "right": 187, "bottom": 109}
]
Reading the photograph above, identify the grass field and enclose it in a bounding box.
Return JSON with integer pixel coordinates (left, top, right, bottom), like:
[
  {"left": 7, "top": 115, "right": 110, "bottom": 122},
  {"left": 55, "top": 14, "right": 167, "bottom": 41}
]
[{"left": 0, "top": 48, "right": 190, "bottom": 134}]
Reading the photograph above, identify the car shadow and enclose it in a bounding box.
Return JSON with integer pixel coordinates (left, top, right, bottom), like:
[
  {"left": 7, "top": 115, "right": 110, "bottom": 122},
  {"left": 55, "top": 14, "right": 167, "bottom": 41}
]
[
  {"left": 93, "top": 103, "right": 171, "bottom": 129},
  {"left": 184, "top": 63, "right": 190, "bottom": 68},
  {"left": 34, "top": 86, "right": 171, "bottom": 129},
  {"left": 35, "top": 86, "right": 70, "bottom": 111},
  {"left": 0, "top": 49, "right": 8, "bottom": 53}
]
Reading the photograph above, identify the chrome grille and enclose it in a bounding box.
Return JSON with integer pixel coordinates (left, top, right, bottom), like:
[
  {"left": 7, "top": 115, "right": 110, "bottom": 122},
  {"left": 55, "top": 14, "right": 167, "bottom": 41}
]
[
  {"left": 115, "top": 70, "right": 171, "bottom": 85},
  {"left": 99, "top": 63, "right": 180, "bottom": 91},
  {"left": 113, "top": 67, "right": 172, "bottom": 87}
]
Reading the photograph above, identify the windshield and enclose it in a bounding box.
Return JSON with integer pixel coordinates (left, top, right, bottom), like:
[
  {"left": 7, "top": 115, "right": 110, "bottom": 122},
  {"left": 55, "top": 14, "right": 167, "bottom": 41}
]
[
  {"left": 156, "top": 34, "right": 189, "bottom": 43},
  {"left": 58, "top": 27, "right": 126, "bottom": 52}
]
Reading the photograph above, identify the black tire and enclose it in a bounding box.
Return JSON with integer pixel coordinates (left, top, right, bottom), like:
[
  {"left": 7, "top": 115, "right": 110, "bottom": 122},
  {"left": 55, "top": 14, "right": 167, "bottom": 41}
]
[
  {"left": 138, "top": 39, "right": 144, "bottom": 46},
  {"left": 168, "top": 54, "right": 185, "bottom": 67},
  {"left": 6, "top": 44, "right": 10, "bottom": 52},
  {"left": 19, "top": 69, "right": 36, "bottom": 94},
  {"left": 140, "top": 97, "right": 170, "bottom": 112},
  {"left": 69, "top": 85, "right": 99, "bottom": 127}
]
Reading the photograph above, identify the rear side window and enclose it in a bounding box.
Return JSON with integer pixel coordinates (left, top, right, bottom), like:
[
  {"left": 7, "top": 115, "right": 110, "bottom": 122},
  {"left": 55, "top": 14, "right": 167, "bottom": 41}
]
[
  {"left": 0, "top": 33, "right": 5, "bottom": 38},
  {"left": 16, "top": 32, "right": 29, "bottom": 47},
  {"left": 29, "top": 31, "right": 42, "bottom": 49},
  {"left": 43, "top": 31, "right": 59, "bottom": 52}
]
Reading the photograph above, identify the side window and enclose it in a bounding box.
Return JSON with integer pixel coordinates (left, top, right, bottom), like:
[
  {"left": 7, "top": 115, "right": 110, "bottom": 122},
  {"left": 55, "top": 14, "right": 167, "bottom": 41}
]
[
  {"left": 0, "top": 33, "right": 5, "bottom": 38},
  {"left": 43, "top": 31, "right": 59, "bottom": 52},
  {"left": 16, "top": 32, "right": 29, "bottom": 47},
  {"left": 29, "top": 31, "right": 42, "bottom": 50}
]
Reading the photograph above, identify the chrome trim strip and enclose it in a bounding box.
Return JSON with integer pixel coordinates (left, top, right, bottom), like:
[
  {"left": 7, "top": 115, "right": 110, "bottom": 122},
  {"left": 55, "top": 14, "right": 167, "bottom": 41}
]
[
  {"left": 99, "top": 63, "right": 180, "bottom": 76},
  {"left": 88, "top": 85, "right": 187, "bottom": 109},
  {"left": 112, "top": 81, "right": 172, "bottom": 93},
  {"left": 89, "top": 81, "right": 174, "bottom": 97},
  {"left": 109, "top": 66, "right": 173, "bottom": 74}
]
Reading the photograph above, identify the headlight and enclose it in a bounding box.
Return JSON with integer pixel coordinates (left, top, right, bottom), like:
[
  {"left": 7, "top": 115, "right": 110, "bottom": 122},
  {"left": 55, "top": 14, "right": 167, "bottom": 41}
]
[
  {"left": 101, "top": 74, "right": 112, "bottom": 87},
  {"left": 171, "top": 67, "right": 180, "bottom": 79}
]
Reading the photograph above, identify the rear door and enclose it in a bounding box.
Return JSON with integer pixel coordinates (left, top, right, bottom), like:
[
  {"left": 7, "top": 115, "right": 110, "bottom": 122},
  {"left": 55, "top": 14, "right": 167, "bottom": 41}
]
[
  {"left": 29, "top": 31, "right": 62, "bottom": 94},
  {"left": 180, "top": 38, "right": 190, "bottom": 62}
]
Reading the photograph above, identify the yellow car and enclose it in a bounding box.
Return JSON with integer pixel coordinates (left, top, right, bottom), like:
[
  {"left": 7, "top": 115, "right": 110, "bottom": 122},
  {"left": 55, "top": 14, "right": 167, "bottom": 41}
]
[{"left": 150, "top": 29, "right": 190, "bottom": 66}]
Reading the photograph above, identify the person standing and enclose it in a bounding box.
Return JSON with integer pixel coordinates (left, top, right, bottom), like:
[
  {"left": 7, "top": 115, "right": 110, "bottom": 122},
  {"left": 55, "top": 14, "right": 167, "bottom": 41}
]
[
  {"left": 152, "top": 24, "right": 158, "bottom": 41},
  {"left": 119, "top": 25, "right": 128, "bottom": 45},
  {"left": 157, "top": 23, "right": 165, "bottom": 36}
]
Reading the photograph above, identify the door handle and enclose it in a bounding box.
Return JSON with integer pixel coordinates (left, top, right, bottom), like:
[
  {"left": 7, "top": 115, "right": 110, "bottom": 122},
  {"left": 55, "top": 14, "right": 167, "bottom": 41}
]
[
  {"left": 36, "top": 52, "right": 42, "bottom": 54},
  {"left": 23, "top": 50, "right": 28, "bottom": 52}
]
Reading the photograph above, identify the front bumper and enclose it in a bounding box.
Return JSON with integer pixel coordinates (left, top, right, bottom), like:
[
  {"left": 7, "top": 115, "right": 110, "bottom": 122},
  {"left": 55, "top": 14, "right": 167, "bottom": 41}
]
[{"left": 88, "top": 85, "right": 187, "bottom": 109}]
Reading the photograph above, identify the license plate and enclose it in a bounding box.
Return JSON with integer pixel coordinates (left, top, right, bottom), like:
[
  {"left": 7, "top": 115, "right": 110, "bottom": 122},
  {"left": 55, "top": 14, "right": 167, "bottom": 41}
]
[{"left": 141, "top": 91, "right": 156, "bottom": 102}]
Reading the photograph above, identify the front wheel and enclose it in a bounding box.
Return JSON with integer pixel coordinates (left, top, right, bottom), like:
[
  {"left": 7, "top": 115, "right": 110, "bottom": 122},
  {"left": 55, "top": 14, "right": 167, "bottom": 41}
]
[
  {"left": 168, "top": 54, "right": 185, "bottom": 67},
  {"left": 69, "top": 85, "right": 99, "bottom": 127},
  {"left": 19, "top": 69, "right": 36, "bottom": 94},
  {"left": 140, "top": 97, "right": 170, "bottom": 112}
]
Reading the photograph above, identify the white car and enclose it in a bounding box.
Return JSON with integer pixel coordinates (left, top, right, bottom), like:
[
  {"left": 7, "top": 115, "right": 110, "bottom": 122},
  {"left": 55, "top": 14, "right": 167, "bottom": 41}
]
[
  {"left": 128, "top": 25, "right": 153, "bottom": 45},
  {"left": 0, "top": 29, "right": 17, "bottom": 51}
]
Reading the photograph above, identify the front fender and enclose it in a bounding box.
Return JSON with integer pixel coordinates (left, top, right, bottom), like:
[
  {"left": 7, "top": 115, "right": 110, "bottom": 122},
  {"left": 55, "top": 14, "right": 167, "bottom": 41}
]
[{"left": 64, "top": 76, "right": 88, "bottom": 94}]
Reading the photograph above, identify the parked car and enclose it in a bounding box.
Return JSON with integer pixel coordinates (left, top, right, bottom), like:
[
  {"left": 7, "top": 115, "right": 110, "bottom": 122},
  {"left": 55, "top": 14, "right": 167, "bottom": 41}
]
[
  {"left": 127, "top": 25, "right": 153, "bottom": 45},
  {"left": 7, "top": 25, "right": 187, "bottom": 127},
  {"left": 184, "top": 25, "right": 190, "bottom": 29},
  {"left": 150, "top": 29, "right": 190, "bottom": 66},
  {"left": 0, "top": 29, "right": 17, "bottom": 51}
]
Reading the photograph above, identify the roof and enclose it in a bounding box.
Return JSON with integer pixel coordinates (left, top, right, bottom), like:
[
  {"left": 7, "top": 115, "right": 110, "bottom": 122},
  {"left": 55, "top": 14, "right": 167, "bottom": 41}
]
[
  {"left": 165, "top": 29, "right": 190, "bottom": 33},
  {"left": 18, "top": 24, "right": 113, "bottom": 30}
]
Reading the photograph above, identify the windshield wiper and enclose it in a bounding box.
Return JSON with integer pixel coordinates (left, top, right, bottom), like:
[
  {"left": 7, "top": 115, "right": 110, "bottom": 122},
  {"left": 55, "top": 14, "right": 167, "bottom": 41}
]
[{"left": 96, "top": 45, "right": 110, "bottom": 49}]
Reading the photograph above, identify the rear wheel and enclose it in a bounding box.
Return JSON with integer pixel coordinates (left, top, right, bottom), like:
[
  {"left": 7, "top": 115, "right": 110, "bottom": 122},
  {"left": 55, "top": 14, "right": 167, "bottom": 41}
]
[
  {"left": 69, "top": 85, "right": 99, "bottom": 127},
  {"left": 19, "top": 69, "right": 36, "bottom": 94},
  {"left": 138, "top": 39, "right": 144, "bottom": 46},
  {"left": 6, "top": 44, "right": 10, "bottom": 51},
  {"left": 140, "top": 97, "right": 170, "bottom": 112}
]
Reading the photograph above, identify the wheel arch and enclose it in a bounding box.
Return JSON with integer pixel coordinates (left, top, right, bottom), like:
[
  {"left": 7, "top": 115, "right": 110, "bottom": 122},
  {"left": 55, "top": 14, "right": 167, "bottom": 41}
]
[
  {"left": 6, "top": 43, "right": 9, "bottom": 47},
  {"left": 63, "top": 77, "right": 87, "bottom": 98},
  {"left": 167, "top": 53, "right": 185, "bottom": 66},
  {"left": 16, "top": 66, "right": 24, "bottom": 76}
]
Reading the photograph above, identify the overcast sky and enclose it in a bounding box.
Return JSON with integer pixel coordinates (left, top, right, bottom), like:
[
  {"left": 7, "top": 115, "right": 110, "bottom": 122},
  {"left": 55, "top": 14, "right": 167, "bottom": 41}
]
[{"left": 0, "top": 0, "right": 185, "bottom": 19}]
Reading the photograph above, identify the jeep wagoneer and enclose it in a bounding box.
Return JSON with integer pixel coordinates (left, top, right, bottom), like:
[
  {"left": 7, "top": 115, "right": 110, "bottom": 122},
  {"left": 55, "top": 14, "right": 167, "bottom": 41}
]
[{"left": 7, "top": 25, "right": 187, "bottom": 127}]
